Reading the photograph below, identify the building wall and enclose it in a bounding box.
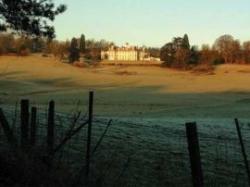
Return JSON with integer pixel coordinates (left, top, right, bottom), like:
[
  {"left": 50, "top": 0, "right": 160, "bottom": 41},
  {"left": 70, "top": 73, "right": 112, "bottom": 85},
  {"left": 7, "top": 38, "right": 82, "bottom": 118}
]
[{"left": 101, "top": 50, "right": 147, "bottom": 61}]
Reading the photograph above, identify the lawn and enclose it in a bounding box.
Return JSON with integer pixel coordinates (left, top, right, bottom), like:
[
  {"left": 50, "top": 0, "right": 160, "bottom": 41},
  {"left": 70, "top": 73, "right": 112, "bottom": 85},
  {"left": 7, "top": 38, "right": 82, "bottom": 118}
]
[{"left": 1, "top": 55, "right": 250, "bottom": 118}]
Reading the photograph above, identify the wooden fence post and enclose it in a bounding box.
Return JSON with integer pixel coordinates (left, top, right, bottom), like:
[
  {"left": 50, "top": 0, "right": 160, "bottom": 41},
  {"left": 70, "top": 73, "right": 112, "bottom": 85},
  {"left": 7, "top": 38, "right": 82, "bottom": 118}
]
[
  {"left": 0, "top": 108, "right": 17, "bottom": 147},
  {"left": 30, "top": 107, "right": 37, "bottom": 147},
  {"left": 86, "top": 91, "right": 94, "bottom": 178},
  {"left": 186, "top": 122, "right": 204, "bottom": 187},
  {"left": 21, "top": 99, "right": 29, "bottom": 150},
  {"left": 235, "top": 118, "right": 250, "bottom": 186},
  {"left": 47, "top": 101, "right": 55, "bottom": 154}
]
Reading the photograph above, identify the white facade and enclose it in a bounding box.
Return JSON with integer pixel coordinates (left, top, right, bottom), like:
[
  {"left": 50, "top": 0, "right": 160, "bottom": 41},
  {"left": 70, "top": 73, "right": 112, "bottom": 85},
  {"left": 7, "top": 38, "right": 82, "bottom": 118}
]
[{"left": 101, "top": 44, "right": 149, "bottom": 61}]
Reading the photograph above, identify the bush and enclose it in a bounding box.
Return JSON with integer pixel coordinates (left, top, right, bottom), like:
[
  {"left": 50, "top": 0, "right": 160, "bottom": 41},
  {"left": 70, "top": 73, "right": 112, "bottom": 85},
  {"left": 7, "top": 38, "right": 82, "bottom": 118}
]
[
  {"left": 68, "top": 38, "right": 80, "bottom": 63},
  {"left": 85, "top": 48, "right": 101, "bottom": 61},
  {"left": 192, "top": 64, "right": 215, "bottom": 74},
  {"left": 18, "top": 48, "right": 30, "bottom": 56},
  {"left": 0, "top": 45, "right": 4, "bottom": 55},
  {"left": 0, "top": 149, "right": 73, "bottom": 186},
  {"left": 42, "top": 53, "right": 49, "bottom": 57},
  {"left": 213, "top": 57, "right": 225, "bottom": 65},
  {"left": 73, "top": 61, "right": 89, "bottom": 68}
]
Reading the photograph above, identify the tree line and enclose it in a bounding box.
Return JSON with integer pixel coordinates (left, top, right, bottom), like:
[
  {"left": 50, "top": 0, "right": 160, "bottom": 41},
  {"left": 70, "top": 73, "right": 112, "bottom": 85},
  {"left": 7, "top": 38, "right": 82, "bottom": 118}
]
[
  {"left": 1, "top": 33, "right": 250, "bottom": 69},
  {"left": 1, "top": 0, "right": 250, "bottom": 69},
  {"left": 0, "top": 33, "right": 161, "bottom": 64},
  {"left": 0, "top": 33, "right": 68, "bottom": 57},
  {"left": 0, "top": 33, "right": 114, "bottom": 62},
  {"left": 160, "top": 34, "right": 250, "bottom": 69}
]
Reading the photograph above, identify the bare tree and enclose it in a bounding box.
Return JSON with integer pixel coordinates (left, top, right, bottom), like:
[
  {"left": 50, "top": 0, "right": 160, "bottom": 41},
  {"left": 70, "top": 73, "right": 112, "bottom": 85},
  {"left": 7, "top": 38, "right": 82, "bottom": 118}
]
[
  {"left": 243, "top": 41, "right": 250, "bottom": 63},
  {"left": 213, "top": 35, "right": 241, "bottom": 64}
]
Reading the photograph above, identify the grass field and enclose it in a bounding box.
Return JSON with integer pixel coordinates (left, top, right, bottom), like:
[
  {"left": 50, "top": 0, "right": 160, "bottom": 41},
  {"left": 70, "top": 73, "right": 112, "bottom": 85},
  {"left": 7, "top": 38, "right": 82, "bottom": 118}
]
[
  {"left": 1, "top": 55, "right": 250, "bottom": 186},
  {"left": 1, "top": 54, "right": 250, "bottom": 118}
]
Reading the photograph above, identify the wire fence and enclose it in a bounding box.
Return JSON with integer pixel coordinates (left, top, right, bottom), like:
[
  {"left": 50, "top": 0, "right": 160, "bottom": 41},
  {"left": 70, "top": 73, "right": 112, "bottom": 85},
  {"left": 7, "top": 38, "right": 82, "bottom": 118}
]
[{"left": 1, "top": 103, "right": 250, "bottom": 186}]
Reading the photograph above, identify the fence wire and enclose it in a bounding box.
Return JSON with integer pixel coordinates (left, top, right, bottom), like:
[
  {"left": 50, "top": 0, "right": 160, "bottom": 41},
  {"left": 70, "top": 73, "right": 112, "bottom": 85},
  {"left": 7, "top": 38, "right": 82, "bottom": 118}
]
[{"left": 0, "top": 106, "right": 250, "bottom": 186}]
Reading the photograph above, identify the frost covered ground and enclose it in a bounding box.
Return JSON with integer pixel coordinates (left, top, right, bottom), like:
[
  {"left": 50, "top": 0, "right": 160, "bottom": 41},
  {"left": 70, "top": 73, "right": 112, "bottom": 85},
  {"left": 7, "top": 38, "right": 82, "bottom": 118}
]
[
  {"left": 86, "top": 117, "right": 250, "bottom": 186},
  {"left": 1, "top": 108, "right": 249, "bottom": 186}
]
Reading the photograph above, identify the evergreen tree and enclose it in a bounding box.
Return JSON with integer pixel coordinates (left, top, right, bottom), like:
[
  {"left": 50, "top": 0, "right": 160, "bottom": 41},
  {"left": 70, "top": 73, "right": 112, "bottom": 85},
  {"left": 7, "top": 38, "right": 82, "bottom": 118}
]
[
  {"left": 69, "top": 37, "right": 80, "bottom": 63},
  {"left": 182, "top": 34, "right": 190, "bottom": 50},
  {"left": 188, "top": 46, "right": 199, "bottom": 65},
  {"left": 0, "top": 0, "right": 66, "bottom": 38},
  {"left": 161, "top": 34, "right": 192, "bottom": 68},
  {"left": 160, "top": 42, "right": 175, "bottom": 66},
  {"left": 80, "top": 34, "right": 86, "bottom": 53}
]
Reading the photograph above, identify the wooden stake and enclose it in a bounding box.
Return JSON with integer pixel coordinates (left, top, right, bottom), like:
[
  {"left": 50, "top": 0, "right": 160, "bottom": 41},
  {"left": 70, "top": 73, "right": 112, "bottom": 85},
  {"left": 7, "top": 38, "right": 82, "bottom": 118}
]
[
  {"left": 235, "top": 118, "right": 250, "bottom": 186},
  {"left": 0, "top": 108, "right": 17, "bottom": 147},
  {"left": 21, "top": 99, "right": 29, "bottom": 150},
  {"left": 186, "top": 122, "right": 204, "bottom": 187},
  {"left": 30, "top": 107, "right": 37, "bottom": 146},
  {"left": 47, "top": 101, "right": 55, "bottom": 154},
  {"left": 86, "top": 91, "right": 94, "bottom": 178}
]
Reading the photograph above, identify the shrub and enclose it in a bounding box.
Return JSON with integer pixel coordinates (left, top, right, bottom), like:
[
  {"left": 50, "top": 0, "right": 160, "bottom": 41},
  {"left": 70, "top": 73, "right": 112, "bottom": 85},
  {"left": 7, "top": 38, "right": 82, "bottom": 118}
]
[
  {"left": 213, "top": 57, "right": 225, "bottom": 65},
  {"left": 68, "top": 38, "right": 80, "bottom": 63},
  {"left": 192, "top": 64, "right": 215, "bottom": 74},
  {"left": 18, "top": 48, "right": 30, "bottom": 56},
  {"left": 73, "top": 61, "right": 89, "bottom": 68}
]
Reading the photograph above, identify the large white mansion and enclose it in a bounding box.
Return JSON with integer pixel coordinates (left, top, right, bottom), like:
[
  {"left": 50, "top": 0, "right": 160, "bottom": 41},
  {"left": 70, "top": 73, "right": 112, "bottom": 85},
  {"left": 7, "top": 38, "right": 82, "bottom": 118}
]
[{"left": 101, "top": 43, "right": 152, "bottom": 61}]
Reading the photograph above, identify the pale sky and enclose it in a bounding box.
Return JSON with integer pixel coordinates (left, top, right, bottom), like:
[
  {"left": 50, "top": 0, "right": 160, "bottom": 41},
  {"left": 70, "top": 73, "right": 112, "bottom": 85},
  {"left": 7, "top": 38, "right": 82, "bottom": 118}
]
[{"left": 54, "top": 0, "right": 250, "bottom": 47}]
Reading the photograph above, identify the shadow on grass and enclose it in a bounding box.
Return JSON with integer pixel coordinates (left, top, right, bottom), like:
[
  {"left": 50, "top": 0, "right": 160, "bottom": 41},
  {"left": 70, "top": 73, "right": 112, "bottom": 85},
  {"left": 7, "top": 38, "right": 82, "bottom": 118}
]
[{"left": 0, "top": 71, "right": 26, "bottom": 78}]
